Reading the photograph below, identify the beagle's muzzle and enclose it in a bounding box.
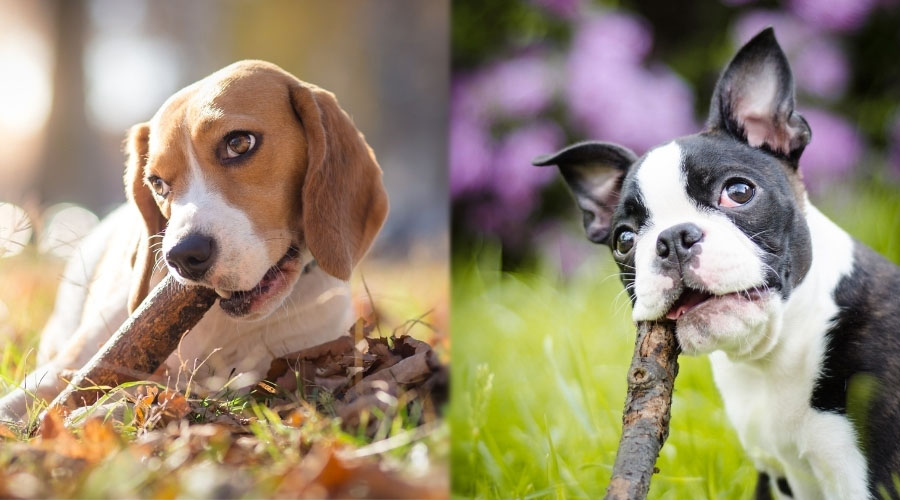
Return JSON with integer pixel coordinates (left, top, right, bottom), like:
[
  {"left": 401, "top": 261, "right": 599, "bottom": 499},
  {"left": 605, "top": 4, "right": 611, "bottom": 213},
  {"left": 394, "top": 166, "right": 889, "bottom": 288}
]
[
  {"left": 126, "top": 60, "right": 389, "bottom": 320},
  {"left": 0, "top": 60, "right": 388, "bottom": 423}
]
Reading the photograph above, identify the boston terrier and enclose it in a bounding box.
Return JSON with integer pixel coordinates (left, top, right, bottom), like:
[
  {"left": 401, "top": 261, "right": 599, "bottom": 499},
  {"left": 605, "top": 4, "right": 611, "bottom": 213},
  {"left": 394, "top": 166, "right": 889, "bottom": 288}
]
[{"left": 533, "top": 28, "right": 900, "bottom": 499}]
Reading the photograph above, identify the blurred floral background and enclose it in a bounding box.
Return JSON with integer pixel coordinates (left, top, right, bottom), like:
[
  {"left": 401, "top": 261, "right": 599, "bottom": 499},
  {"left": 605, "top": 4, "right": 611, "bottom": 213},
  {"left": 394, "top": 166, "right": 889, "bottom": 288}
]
[
  {"left": 450, "top": 0, "right": 899, "bottom": 497},
  {"left": 451, "top": 0, "right": 900, "bottom": 270}
]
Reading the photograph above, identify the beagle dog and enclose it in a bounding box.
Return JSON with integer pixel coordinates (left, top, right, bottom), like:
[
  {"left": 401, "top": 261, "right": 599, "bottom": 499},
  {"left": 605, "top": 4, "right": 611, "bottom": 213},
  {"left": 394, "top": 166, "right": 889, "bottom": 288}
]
[{"left": 0, "top": 60, "right": 388, "bottom": 422}]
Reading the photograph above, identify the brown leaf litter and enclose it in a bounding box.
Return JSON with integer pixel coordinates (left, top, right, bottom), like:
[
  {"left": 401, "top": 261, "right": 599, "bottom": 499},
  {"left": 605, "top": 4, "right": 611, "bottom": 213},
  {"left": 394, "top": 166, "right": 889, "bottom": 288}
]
[
  {"left": 0, "top": 318, "right": 448, "bottom": 499},
  {"left": 260, "top": 319, "right": 447, "bottom": 430}
]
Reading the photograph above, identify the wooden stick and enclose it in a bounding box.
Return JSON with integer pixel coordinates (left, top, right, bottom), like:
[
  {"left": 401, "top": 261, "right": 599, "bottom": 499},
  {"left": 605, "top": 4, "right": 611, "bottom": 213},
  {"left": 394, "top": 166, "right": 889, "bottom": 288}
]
[
  {"left": 47, "top": 275, "right": 218, "bottom": 412},
  {"left": 605, "top": 321, "right": 680, "bottom": 500}
]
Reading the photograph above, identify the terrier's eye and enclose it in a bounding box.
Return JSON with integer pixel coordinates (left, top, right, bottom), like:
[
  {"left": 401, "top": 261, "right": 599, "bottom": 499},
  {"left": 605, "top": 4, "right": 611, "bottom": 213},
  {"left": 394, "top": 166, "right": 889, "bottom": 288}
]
[
  {"left": 224, "top": 131, "right": 257, "bottom": 159},
  {"left": 148, "top": 175, "right": 170, "bottom": 198},
  {"left": 720, "top": 179, "right": 755, "bottom": 208},
  {"left": 615, "top": 229, "right": 636, "bottom": 255}
]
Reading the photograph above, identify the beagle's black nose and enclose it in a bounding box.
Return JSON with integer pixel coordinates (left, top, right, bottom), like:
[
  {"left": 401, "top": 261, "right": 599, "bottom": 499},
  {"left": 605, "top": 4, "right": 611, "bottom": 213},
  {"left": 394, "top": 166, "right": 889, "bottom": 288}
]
[{"left": 166, "top": 233, "right": 216, "bottom": 280}]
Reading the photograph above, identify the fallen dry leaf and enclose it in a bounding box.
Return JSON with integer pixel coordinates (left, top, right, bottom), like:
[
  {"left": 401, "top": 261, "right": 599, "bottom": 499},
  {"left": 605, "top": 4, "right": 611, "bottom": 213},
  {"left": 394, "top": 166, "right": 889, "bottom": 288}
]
[
  {"left": 284, "top": 408, "right": 307, "bottom": 428},
  {"left": 39, "top": 407, "right": 73, "bottom": 442},
  {"left": 274, "top": 444, "right": 446, "bottom": 499},
  {"left": 2, "top": 317, "right": 446, "bottom": 499},
  {"left": 0, "top": 423, "right": 17, "bottom": 439},
  {"left": 78, "top": 418, "right": 120, "bottom": 463},
  {"left": 36, "top": 408, "right": 119, "bottom": 464},
  {"left": 261, "top": 319, "right": 447, "bottom": 434},
  {"left": 132, "top": 385, "right": 157, "bottom": 426},
  {"left": 156, "top": 389, "right": 191, "bottom": 423}
]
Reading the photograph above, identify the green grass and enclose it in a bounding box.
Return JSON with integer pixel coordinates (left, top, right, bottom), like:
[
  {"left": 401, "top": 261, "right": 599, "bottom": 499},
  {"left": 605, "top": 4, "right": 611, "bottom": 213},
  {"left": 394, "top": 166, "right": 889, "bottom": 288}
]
[
  {"left": 450, "top": 253, "right": 757, "bottom": 499},
  {"left": 450, "top": 178, "right": 900, "bottom": 499},
  {"left": 0, "top": 251, "right": 448, "bottom": 498},
  {"left": 817, "top": 175, "right": 900, "bottom": 263}
]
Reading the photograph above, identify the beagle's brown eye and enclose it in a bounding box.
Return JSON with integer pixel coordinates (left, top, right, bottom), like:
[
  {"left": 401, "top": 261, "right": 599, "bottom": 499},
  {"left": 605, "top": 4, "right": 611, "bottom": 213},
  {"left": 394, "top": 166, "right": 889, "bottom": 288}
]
[
  {"left": 148, "top": 175, "right": 170, "bottom": 198},
  {"left": 225, "top": 132, "right": 256, "bottom": 158}
]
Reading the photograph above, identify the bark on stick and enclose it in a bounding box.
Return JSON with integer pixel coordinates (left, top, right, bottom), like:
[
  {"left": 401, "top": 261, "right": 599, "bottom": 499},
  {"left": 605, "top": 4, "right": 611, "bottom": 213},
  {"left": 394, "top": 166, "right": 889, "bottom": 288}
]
[
  {"left": 47, "top": 275, "right": 218, "bottom": 411},
  {"left": 605, "top": 321, "right": 680, "bottom": 500}
]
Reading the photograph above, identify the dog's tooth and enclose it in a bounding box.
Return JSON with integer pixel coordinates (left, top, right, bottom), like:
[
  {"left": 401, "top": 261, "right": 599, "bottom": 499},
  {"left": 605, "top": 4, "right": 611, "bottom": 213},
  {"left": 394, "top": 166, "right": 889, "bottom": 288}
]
[{"left": 215, "top": 289, "right": 233, "bottom": 299}]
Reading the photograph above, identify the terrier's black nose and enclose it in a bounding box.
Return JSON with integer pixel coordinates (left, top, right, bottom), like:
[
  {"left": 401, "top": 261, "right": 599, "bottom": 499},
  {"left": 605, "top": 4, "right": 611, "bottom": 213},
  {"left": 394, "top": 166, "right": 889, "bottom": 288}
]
[
  {"left": 656, "top": 223, "right": 703, "bottom": 261},
  {"left": 166, "top": 233, "right": 216, "bottom": 280}
]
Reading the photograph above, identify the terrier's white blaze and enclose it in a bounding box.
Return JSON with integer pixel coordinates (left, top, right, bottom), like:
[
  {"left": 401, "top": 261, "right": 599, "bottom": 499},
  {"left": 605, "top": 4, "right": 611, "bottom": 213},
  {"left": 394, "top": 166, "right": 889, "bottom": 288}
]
[
  {"left": 162, "top": 140, "right": 271, "bottom": 291},
  {"left": 631, "top": 141, "right": 766, "bottom": 322},
  {"left": 634, "top": 142, "right": 696, "bottom": 226}
]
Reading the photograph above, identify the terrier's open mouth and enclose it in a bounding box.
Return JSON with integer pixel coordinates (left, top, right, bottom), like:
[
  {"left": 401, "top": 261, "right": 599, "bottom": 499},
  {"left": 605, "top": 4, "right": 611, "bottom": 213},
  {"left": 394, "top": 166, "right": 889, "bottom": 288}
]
[
  {"left": 665, "top": 287, "right": 764, "bottom": 320},
  {"left": 217, "top": 246, "right": 301, "bottom": 316}
]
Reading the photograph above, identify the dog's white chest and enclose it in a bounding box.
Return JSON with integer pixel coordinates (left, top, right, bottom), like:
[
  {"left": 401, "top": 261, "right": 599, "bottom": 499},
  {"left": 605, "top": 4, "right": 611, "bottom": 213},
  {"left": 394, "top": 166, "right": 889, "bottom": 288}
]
[
  {"left": 711, "top": 352, "right": 821, "bottom": 497},
  {"left": 160, "top": 266, "right": 354, "bottom": 394},
  {"left": 709, "top": 205, "right": 870, "bottom": 499},
  {"left": 712, "top": 351, "right": 870, "bottom": 499}
]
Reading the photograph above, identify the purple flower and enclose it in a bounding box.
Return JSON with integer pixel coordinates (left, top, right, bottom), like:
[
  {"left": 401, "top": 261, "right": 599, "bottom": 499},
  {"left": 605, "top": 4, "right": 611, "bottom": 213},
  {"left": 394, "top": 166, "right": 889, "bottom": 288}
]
[
  {"left": 450, "top": 59, "right": 560, "bottom": 200},
  {"left": 460, "top": 122, "right": 565, "bottom": 238},
  {"left": 789, "top": 0, "right": 877, "bottom": 31},
  {"left": 451, "top": 72, "right": 490, "bottom": 123},
  {"left": 732, "top": 10, "right": 815, "bottom": 52},
  {"left": 793, "top": 38, "right": 850, "bottom": 99},
  {"left": 569, "top": 12, "right": 653, "bottom": 66},
  {"left": 799, "top": 108, "right": 864, "bottom": 190},
  {"left": 565, "top": 11, "right": 696, "bottom": 152},
  {"left": 733, "top": 11, "right": 851, "bottom": 100},
  {"left": 482, "top": 53, "right": 558, "bottom": 118},
  {"left": 454, "top": 53, "right": 558, "bottom": 123},
  {"left": 531, "top": 0, "right": 583, "bottom": 18},
  {"left": 567, "top": 62, "right": 696, "bottom": 152},
  {"left": 534, "top": 222, "right": 596, "bottom": 278},
  {"left": 492, "top": 121, "right": 564, "bottom": 208},
  {"left": 450, "top": 73, "right": 501, "bottom": 198},
  {"left": 450, "top": 115, "right": 493, "bottom": 198}
]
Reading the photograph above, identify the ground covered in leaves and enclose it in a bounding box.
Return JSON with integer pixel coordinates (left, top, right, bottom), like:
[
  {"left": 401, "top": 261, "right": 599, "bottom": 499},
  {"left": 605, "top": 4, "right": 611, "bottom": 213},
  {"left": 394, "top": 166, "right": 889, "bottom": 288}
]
[{"left": 0, "top": 255, "right": 448, "bottom": 499}]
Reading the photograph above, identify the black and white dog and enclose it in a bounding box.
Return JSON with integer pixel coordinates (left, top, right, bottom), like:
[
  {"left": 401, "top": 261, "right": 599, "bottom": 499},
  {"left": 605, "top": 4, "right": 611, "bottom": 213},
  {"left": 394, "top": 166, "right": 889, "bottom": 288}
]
[{"left": 534, "top": 28, "right": 900, "bottom": 499}]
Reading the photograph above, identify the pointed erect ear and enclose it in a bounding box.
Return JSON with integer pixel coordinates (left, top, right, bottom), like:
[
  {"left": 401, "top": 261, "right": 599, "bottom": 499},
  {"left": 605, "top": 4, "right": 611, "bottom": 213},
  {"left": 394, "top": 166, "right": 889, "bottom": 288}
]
[
  {"left": 533, "top": 141, "right": 636, "bottom": 244},
  {"left": 123, "top": 122, "right": 166, "bottom": 313},
  {"left": 290, "top": 82, "right": 389, "bottom": 281},
  {"left": 707, "top": 28, "right": 811, "bottom": 163}
]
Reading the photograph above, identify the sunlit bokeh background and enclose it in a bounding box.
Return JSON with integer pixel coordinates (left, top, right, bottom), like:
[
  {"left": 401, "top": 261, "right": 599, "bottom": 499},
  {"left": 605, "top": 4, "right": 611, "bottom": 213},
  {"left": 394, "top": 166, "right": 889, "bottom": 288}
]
[
  {"left": 450, "top": 0, "right": 900, "bottom": 497},
  {"left": 0, "top": 0, "right": 447, "bottom": 253},
  {"left": 0, "top": 0, "right": 449, "bottom": 384}
]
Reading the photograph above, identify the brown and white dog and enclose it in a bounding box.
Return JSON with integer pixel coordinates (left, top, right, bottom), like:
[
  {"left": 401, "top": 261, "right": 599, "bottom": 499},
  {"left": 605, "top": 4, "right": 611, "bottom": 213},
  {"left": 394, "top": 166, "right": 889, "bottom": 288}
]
[{"left": 0, "top": 60, "right": 388, "bottom": 422}]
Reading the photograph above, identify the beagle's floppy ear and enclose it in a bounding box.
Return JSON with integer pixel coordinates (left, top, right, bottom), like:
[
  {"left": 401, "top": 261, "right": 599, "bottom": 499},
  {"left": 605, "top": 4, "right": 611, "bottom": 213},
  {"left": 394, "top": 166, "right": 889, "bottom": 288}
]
[
  {"left": 290, "top": 82, "right": 389, "bottom": 281},
  {"left": 123, "top": 122, "right": 166, "bottom": 312}
]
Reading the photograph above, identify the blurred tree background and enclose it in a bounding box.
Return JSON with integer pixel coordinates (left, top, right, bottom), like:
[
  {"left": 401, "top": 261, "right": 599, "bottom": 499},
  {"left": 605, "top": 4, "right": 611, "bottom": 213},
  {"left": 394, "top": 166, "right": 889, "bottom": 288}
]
[
  {"left": 0, "top": 0, "right": 448, "bottom": 262},
  {"left": 0, "top": 6, "right": 451, "bottom": 496},
  {"left": 451, "top": 0, "right": 900, "bottom": 270}
]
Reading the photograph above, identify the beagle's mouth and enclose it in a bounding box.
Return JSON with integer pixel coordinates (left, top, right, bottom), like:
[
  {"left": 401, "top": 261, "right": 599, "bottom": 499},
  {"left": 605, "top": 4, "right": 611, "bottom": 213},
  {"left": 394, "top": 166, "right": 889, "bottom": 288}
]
[
  {"left": 665, "top": 287, "right": 764, "bottom": 320},
  {"left": 217, "top": 246, "right": 301, "bottom": 317}
]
